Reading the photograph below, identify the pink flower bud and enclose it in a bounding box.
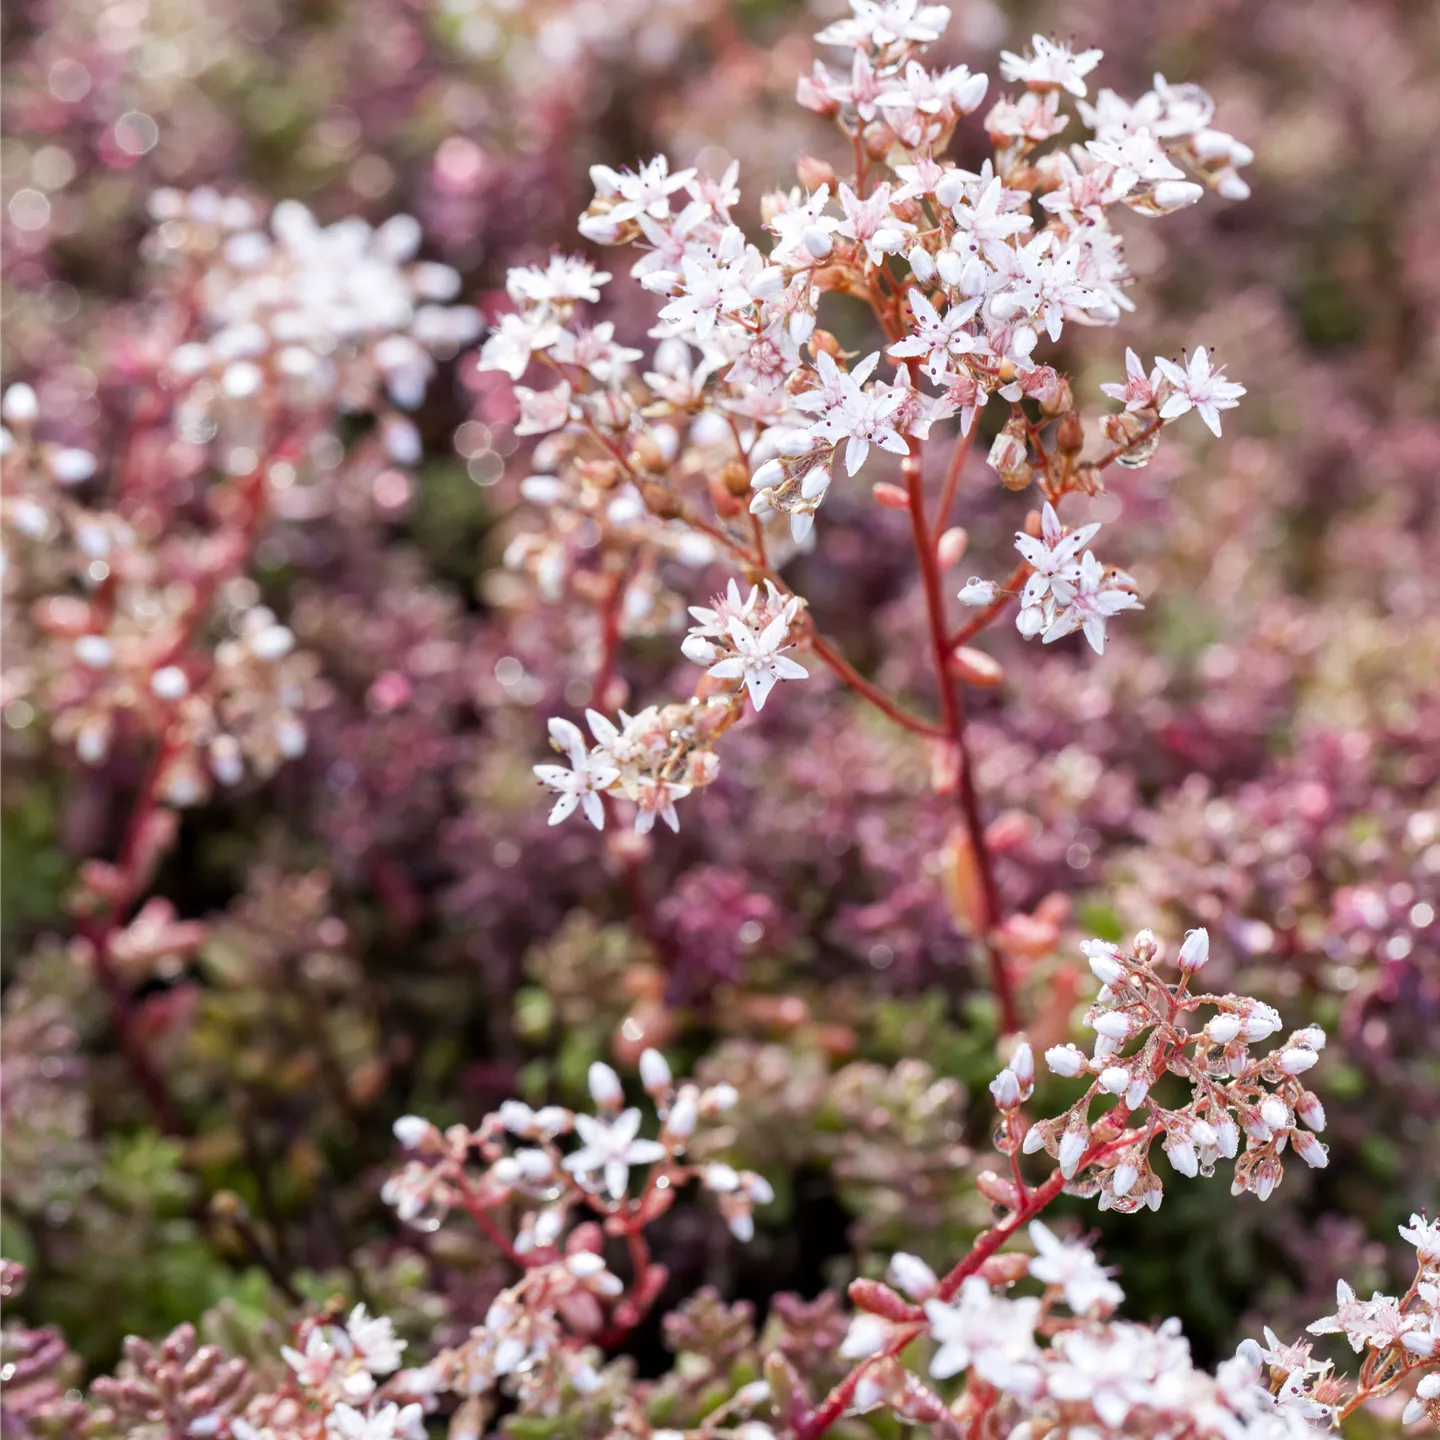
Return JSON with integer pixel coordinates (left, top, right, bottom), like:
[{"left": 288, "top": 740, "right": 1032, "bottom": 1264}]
[
  {"left": 1297, "top": 1093, "right": 1326, "bottom": 1132},
  {"left": 936, "top": 527, "right": 969, "bottom": 570},
  {"left": 1177, "top": 927, "right": 1209, "bottom": 971},
  {"left": 989, "top": 1066, "right": 1022, "bottom": 1108},
  {"left": 1058, "top": 1122, "right": 1088, "bottom": 1178}
]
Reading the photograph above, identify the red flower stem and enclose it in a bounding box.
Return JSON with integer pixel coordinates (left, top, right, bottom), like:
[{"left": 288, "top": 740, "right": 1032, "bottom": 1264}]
[
  {"left": 933, "top": 426, "right": 975, "bottom": 541},
  {"left": 804, "top": 625, "right": 948, "bottom": 739},
  {"left": 902, "top": 447, "right": 1018, "bottom": 1034},
  {"left": 458, "top": 1190, "right": 526, "bottom": 1268},
  {"left": 591, "top": 571, "right": 626, "bottom": 709}
]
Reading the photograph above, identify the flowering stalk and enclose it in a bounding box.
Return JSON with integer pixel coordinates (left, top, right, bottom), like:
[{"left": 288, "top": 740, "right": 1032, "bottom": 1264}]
[
  {"left": 497, "top": 0, "right": 1252, "bottom": 1036},
  {"left": 797, "top": 926, "right": 1353, "bottom": 1438}
]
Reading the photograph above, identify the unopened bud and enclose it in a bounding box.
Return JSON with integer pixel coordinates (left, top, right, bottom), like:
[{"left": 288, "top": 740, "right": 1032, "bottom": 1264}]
[
  {"left": 907, "top": 245, "right": 937, "bottom": 285},
  {"left": 666, "top": 1086, "right": 699, "bottom": 1141},
  {"left": 1206, "top": 1013, "right": 1242, "bottom": 1045},
  {"left": 795, "top": 155, "right": 837, "bottom": 191},
  {"left": 848, "top": 1277, "right": 916, "bottom": 1322},
  {"left": 872, "top": 481, "right": 909, "bottom": 509},
  {"left": 587, "top": 1062, "right": 623, "bottom": 1108},
  {"left": 639, "top": 1048, "right": 671, "bottom": 1092},
  {"left": 1296, "top": 1092, "right": 1326, "bottom": 1132},
  {"left": 1040, "top": 377, "right": 1075, "bottom": 419},
  {"left": 1045, "top": 1044, "right": 1088, "bottom": 1078},
  {"left": 708, "top": 471, "right": 743, "bottom": 519},
  {"left": 976, "top": 1252, "right": 1032, "bottom": 1286},
  {"left": 1111, "top": 1157, "right": 1140, "bottom": 1198},
  {"left": 1058, "top": 1122, "right": 1089, "bottom": 1178},
  {"left": 936, "top": 526, "right": 969, "bottom": 569},
  {"left": 1056, "top": 411, "right": 1084, "bottom": 455},
  {"left": 803, "top": 226, "right": 833, "bottom": 260},
  {"left": 1177, "top": 927, "right": 1210, "bottom": 972},
  {"left": 975, "top": 1169, "right": 1021, "bottom": 1209},
  {"left": 948, "top": 645, "right": 1003, "bottom": 687},
  {"left": 984, "top": 810, "right": 1033, "bottom": 852},
  {"left": 1149, "top": 180, "right": 1205, "bottom": 214},
  {"left": 956, "top": 576, "right": 1000, "bottom": 606},
  {"left": 886, "top": 1252, "right": 938, "bottom": 1300},
  {"left": 639, "top": 481, "right": 683, "bottom": 519}
]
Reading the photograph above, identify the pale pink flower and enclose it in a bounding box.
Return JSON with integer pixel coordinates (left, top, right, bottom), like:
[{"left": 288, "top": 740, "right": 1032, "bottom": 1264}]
[
  {"left": 706, "top": 609, "right": 808, "bottom": 711},
  {"left": 533, "top": 717, "right": 619, "bottom": 830},
  {"left": 1154, "top": 348, "right": 1246, "bottom": 436},
  {"left": 1100, "top": 347, "right": 1164, "bottom": 412},
  {"left": 999, "top": 35, "right": 1104, "bottom": 98}
]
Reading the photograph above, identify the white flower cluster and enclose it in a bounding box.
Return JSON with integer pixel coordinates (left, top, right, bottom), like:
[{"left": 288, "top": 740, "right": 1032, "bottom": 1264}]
[
  {"left": 682, "top": 579, "right": 808, "bottom": 711},
  {"left": 379, "top": 1050, "right": 772, "bottom": 1428},
  {"left": 1102, "top": 345, "right": 1247, "bottom": 438},
  {"left": 1, "top": 382, "right": 108, "bottom": 596},
  {"left": 482, "top": 256, "right": 728, "bottom": 613},
  {"left": 152, "top": 605, "right": 313, "bottom": 804},
  {"left": 532, "top": 701, "right": 730, "bottom": 834},
  {"left": 4, "top": 389, "right": 318, "bottom": 793},
  {"left": 226, "top": 1304, "right": 424, "bottom": 1440},
  {"left": 839, "top": 1225, "right": 1337, "bottom": 1436},
  {"left": 1302, "top": 1215, "right": 1440, "bottom": 1425},
  {"left": 484, "top": 0, "right": 1253, "bottom": 835},
  {"left": 32, "top": 563, "right": 314, "bottom": 801},
  {"left": 384, "top": 1048, "right": 770, "bottom": 1238},
  {"left": 959, "top": 500, "right": 1141, "bottom": 655},
  {"left": 1003, "top": 927, "right": 1329, "bottom": 1210},
  {"left": 151, "top": 188, "right": 479, "bottom": 426}
]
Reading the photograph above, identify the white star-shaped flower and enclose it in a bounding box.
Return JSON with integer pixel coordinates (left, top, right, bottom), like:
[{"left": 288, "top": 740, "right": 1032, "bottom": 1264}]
[
  {"left": 563, "top": 1108, "right": 667, "bottom": 1199},
  {"left": 1153, "top": 347, "right": 1245, "bottom": 436},
  {"left": 533, "top": 716, "right": 619, "bottom": 829}
]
